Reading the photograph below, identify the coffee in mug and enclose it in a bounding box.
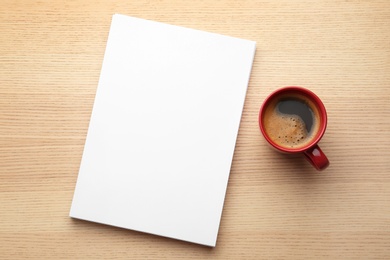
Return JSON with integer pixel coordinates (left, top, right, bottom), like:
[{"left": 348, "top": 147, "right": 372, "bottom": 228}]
[
  {"left": 259, "top": 87, "right": 329, "bottom": 170},
  {"left": 262, "top": 92, "right": 321, "bottom": 149}
]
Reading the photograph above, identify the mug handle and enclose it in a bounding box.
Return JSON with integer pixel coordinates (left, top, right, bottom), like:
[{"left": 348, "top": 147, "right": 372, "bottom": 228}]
[{"left": 303, "top": 145, "right": 329, "bottom": 171}]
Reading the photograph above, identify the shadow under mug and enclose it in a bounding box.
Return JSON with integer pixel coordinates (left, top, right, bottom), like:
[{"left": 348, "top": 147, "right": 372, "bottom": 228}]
[{"left": 259, "top": 86, "right": 329, "bottom": 171}]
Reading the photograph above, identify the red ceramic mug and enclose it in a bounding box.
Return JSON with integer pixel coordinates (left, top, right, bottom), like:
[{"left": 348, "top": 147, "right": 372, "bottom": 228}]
[{"left": 259, "top": 87, "right": 329, "bottom": 171}]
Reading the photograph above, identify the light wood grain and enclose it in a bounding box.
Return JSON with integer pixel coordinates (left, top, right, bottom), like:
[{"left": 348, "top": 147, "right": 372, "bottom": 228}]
[{"left": 1, "top": 0, "right": 389, "bottom": 259}]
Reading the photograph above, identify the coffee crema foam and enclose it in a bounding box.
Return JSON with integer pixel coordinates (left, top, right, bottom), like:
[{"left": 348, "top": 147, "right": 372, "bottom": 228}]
[{"left": 263, "top": 93, "right": 321, "bottom": 149}]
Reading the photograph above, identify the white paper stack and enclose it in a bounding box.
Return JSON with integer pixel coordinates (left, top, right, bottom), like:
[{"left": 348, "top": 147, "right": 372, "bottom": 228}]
[{"left": 70, "top": 14, "right": 256, "bottom": 247}]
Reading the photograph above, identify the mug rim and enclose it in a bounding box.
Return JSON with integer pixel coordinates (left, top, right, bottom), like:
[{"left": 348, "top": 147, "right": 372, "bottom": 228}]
[{"left": 259, "top": 86, "right": 327, "bottom": 153}]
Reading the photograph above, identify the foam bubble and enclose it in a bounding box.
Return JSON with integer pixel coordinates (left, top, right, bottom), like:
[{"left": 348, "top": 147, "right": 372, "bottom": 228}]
[{"left": 265, "top": 113, "right": 310, "bottom": 148}]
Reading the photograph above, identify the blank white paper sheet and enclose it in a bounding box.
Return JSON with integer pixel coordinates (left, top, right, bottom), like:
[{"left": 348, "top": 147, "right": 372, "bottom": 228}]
[{"left": 70, "top": 14, "right": 256, "bottom": 247}]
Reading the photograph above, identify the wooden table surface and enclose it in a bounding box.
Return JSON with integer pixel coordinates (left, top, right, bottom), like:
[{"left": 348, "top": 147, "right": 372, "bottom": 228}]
[{"left": 1, "top": 1, "right": 389, "bottom": 259}]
